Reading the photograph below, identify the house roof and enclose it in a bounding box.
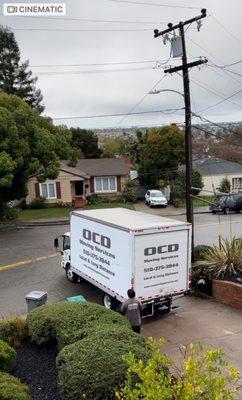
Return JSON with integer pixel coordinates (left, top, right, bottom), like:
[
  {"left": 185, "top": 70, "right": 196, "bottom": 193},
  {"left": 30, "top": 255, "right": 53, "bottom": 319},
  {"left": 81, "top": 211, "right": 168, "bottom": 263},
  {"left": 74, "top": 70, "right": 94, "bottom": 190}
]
[
  {"left": 61, "top": 158, "right": 129, "bottom": 177},
  {"left": 193, "top": 157, "right": 242, "bottom": 176},
  {"left": 60, "top": 162, "right": 89, "bottom": 178}
]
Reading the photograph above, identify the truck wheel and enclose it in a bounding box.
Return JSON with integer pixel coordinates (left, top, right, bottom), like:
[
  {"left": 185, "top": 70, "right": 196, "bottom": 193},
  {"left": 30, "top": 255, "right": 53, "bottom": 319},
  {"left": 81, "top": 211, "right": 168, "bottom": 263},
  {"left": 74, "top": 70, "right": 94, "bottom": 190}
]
[
  {"left": 103, "top": 294, "right": 117, "bottom": 311},
  {"left": 66, "top": 265, "right": 78, "bottom": 283},
  {"left": 224, "top": 207, "right": 230, "bottom": 215},
  {"left": 212, "top": 210, "right": 216, "bottom": 214}
]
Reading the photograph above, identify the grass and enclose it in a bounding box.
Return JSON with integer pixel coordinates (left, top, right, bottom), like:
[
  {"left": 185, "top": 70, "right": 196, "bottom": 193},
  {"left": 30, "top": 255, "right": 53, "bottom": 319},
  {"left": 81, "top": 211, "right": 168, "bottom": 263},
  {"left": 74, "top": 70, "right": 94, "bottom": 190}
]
[
  {"left": 18, "top": 202, "right": 134, "bottom": 221},
  {"left": 177, "top": 195, "right": 215, "bottom": 208}
]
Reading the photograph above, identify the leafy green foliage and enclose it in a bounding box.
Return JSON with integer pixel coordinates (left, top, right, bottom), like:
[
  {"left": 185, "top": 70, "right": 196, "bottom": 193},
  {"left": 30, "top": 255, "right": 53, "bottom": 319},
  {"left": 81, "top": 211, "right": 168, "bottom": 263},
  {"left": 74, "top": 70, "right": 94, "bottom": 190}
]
[
  {"left": 70, "top": 128, "right": 102, "bottom": 158},
  {"left": 0, "top": 340, "right": 16, "bottom": 372},
  {"left": 29, "top": 196, "right": 47, "bottom": 209},
  {"left": 27, "top": 301, "right": 130, "bottom": 349},
  {"left": 171, "top": 168, "right": 204, "bottom": 203},
  {"left": 122, "top": 180, "right": 138, "bottom": 202},
  {"left": 57, "top": 327, "right": 149, "bottom": 400},
  {"left": 194, "top": 245, "right": 213, "bottom": 261},
  {"left": 101, "top": 138, "right": 132, "bottom": 158},
  {"left": 0, "top": 91, "right": 75, "bottom": 208},
  {"left": 0, "top": 26, "right": 43, "bottom": 112},
  {"left": 218, "top": 177, "right": 231, "bottom": 194},
  {"left": 116, "top": 338, "right": 240, "bottom": 400},
  {"left": 0, "top": 317, "right": 28, "bottom": 348},
  {"left": 194, "top": 237, "right": 242, "bottom": 279},
  {"left": 0, "top": 372, "right": 31, "bottom": 400},
  {"left": 138, "top": 125, "right": 185, "bottom": 188}
]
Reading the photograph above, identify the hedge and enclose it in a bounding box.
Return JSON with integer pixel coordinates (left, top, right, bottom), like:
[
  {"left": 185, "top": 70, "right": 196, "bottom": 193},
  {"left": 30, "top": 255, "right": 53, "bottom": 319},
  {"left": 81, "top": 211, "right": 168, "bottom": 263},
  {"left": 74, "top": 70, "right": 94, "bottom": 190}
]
[
  {"left": 27, "top": 301, "right": 131, "bottom": 349},
  {"left": 0, "top": 372, "right": 31, "bottom": 400},
  {"left": 0, "top": 340, "right": 16, "bottom": 373},
  {"left": 57, "top": 327, "right": 149, "bottom": 400}
]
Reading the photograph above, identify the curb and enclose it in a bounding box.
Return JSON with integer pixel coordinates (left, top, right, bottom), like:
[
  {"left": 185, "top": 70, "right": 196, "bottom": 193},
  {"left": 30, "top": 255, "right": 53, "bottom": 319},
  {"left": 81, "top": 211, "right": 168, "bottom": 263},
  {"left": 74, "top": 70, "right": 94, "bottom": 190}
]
[{"left": 16, "top": 219, "right": 69, "bottom": 228}]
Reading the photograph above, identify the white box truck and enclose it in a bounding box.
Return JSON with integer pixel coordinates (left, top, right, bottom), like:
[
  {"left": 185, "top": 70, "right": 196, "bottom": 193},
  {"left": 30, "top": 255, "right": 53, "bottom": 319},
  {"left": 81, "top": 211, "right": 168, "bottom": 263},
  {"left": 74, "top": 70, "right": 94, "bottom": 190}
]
[{"left": 55, "top": 208, "right": 191, "bottom": 316}]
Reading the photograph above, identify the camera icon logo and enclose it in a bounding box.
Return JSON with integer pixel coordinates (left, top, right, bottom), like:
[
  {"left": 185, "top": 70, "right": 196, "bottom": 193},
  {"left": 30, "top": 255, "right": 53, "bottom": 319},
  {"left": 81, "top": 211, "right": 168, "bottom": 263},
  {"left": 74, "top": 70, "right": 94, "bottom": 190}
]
[{"left": 6, "top": 5, "right": 17, "bottom": 13}]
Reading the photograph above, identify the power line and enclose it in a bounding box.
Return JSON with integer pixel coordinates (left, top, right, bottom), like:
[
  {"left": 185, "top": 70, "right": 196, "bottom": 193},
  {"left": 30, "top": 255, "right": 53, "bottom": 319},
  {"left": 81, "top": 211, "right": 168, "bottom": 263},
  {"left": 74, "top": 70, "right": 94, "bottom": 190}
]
[
  {"left": 211, "top": 14, "right": 242, "bottom": 48},
  {"left": 51, "top": 107, "right": 184, "bottom": 120},
  {"left": 0, "top": 13, "right": 168, "bottom": 24},
  {"left": 106, "top": 0, "right": 200, "bottom": 9},
  {"left": 36, "top": 66, "right": 153, "bottom": 75},
  {"left": 196, "top": 89, "right": 242, "bottom": 114},
  {"left": 30, "top": 59, "right": 160, "bottom": 68},
  {"left": 192, "top": 112, "right": 242, "bottom": 136},
  {"left": 114, "top": 74, "right": 167, "bottom": 128},
  {"left": 13, "top": 27, "right": 152, "bottom": 32}
]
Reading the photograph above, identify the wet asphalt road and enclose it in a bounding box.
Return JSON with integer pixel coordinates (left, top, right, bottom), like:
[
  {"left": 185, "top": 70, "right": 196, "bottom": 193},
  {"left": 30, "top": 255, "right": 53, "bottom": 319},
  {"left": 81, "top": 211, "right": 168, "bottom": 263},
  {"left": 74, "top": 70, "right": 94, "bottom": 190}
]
[{"left": 1, "top": 212, "right": 242, "bottom": 373}]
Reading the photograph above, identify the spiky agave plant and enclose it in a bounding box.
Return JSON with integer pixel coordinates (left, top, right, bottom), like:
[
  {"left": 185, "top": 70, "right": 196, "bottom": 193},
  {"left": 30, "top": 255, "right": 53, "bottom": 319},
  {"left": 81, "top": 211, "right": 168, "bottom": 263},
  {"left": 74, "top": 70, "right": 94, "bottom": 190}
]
[{"left": 194, "top": 237, "right": 242, "bottom": 279}]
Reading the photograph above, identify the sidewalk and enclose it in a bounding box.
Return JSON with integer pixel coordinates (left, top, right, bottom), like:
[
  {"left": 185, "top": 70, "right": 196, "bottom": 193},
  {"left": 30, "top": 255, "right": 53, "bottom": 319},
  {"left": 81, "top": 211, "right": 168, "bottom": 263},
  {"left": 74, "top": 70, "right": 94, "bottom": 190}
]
[{"left": 134, "top": 202, "right": 209, "bottom": 216}]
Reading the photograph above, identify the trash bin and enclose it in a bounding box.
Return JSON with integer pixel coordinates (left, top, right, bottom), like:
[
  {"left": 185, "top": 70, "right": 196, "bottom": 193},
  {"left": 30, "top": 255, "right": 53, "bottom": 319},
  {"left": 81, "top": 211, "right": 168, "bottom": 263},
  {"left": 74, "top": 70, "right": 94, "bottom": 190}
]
[{"left": 25, "top": 291, "right": 47, "bottom": 313}]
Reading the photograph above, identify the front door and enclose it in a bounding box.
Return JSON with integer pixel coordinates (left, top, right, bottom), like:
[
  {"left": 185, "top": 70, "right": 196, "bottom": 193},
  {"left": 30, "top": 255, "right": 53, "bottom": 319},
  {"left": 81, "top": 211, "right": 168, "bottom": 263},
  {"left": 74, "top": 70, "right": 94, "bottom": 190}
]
[{"left": 75, "top": 181, "right": 83, "bottom": 196}]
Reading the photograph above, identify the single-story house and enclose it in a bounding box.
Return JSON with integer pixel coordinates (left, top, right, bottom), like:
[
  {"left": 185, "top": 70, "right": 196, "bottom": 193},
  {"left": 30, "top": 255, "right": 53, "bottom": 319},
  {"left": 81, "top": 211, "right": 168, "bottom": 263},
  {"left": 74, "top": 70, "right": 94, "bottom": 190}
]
[
  {"left": 193, "top": 157, "right": 242, "bottom": 196},
  {"left": 26, "top": 157, "right": 131, "bottom": 207}
]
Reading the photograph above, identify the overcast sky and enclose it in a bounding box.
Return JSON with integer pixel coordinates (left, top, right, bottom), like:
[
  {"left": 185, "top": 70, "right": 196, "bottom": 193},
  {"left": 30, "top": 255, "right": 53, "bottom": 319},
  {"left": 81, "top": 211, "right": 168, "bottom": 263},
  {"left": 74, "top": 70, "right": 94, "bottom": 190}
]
[{"left": 1, "top": 0, "right": 242, "bottom": 129}]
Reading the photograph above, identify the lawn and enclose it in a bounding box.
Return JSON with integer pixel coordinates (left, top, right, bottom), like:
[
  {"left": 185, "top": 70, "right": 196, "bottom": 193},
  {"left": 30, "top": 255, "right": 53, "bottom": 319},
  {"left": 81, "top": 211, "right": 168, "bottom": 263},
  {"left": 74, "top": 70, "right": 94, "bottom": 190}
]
[
  {"left": 177, "top": 195, "right": 215, "bottom": 208},
  {"left": 18, "top": 202, "right": 134, "bottom": 220}
]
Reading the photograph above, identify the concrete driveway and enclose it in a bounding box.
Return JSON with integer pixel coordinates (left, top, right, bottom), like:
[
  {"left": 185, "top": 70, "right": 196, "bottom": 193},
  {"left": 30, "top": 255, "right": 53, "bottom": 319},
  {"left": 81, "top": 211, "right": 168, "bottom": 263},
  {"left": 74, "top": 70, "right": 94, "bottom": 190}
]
[{"left": 142, "top": 295, "right": 242, "bottom": 373}]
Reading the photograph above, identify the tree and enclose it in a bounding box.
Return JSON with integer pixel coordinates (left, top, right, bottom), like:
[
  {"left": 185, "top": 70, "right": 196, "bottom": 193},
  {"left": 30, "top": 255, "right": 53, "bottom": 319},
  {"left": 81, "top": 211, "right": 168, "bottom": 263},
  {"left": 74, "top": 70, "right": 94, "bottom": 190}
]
[
  {"left": 116, "top": 338, "right": 240, "bottom": 400},
  {"left": 101, "top": 138, "right": 132, "bottom": 158},
  {"left": 70, "top": 128, "right": 102, "bottom": 159},
  {"left": 171, "top": 168, "right": 204, "bottom": 202},
  {"left": 0, "top": 91, "right": 75, "bottom": 212},
  {"left": 0, "top": 26, "right": 44, "bottom": 113},
  {"left": 218, "top": 177, "right": 231, "bottom": 193},
  {"left": 138, "top": 125, "right": 185, "bottom": 188}
]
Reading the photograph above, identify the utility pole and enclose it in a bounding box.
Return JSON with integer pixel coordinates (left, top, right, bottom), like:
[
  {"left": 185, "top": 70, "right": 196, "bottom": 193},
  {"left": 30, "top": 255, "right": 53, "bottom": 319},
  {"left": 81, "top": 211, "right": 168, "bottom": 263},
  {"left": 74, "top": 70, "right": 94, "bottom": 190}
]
[{"left": 153, "top": 9, "right": 207, "bottom": 261}]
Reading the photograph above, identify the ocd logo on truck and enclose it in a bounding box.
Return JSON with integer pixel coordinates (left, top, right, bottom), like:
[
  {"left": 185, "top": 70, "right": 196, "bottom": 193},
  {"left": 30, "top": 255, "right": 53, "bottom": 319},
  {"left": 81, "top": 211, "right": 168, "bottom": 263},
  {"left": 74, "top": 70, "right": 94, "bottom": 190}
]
[
  {"left": 83, "top": 229, "right": 111, "bottom": 249},
  {"left": 144, "top": 243, "right": 179, "bottom": 256}
]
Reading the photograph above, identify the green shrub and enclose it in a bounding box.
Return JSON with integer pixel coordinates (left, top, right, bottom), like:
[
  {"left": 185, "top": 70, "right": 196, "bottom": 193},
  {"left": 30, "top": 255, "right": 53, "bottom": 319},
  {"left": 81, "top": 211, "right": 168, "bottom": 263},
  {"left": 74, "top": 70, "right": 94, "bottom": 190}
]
[
  {"left": 0, "top": 340, "right": 16, "bottom": 373},
  {"left": 0, "top": 317, "right": 28, "bottom": 348},
  {"left": 27, "top": 301, "right": 130, "bottom": 349},
  {"left": 121, "top": 180, "right": 138, "bottom": 202},
  {"left": 29, "top": 196, "right": 47, "bottom": 209},
  {"left": 0, "top": 372, "right": 31, "bottom": 400},
  {"left": 194, "top": 244, "right": 212, "bottom": 261},
  {"left": 57, "top": 328, "right": 149, "bottom": 400}
]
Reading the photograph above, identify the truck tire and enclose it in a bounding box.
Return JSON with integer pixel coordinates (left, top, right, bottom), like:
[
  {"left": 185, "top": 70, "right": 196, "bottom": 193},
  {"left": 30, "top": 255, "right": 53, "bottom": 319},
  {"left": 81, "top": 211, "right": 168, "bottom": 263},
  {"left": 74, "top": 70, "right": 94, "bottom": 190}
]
[
  {"left": 102, "top": 294, "right": 118, "bottom": 311},
  {"left": 65, "top": 265, "right": 79, "bottom": 283},
  {"left": 212, "top": 210, "right": 216, "bottom": 214}
]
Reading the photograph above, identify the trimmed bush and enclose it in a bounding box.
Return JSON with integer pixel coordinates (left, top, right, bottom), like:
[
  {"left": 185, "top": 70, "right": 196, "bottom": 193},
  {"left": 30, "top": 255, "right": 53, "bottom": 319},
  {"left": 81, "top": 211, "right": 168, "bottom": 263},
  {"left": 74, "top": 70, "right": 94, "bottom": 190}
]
[
  {"left": 0, "top": 372, "right": 31, "bottom": 400},
  {"left": 0, "top": 340, "right": 16, "bottom": 373},
  {"left": 0, "top": 317, "right": 28, "bottom": 348},
  {"left": 57, "top": 328, "right": 149, "bottom": 400},
  {"left": 27, "top": 301, "right": 131, "bottom": 349}
]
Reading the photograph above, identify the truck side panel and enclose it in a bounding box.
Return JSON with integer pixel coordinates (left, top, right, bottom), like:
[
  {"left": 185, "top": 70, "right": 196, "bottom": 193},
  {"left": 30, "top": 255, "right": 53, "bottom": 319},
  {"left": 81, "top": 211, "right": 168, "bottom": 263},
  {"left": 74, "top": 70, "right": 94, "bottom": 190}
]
[
  {"left": 134, "top": 228, "right": 190, "bottom": 300},
  {"left": 71, "top": 215, "right": 132, "bottom": 300}
]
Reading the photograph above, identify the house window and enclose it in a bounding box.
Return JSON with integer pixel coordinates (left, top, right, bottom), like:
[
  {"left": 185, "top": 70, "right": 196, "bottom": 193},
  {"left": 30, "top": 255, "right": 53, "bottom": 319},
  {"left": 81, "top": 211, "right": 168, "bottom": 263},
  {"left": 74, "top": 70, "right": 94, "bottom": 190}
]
[
  {"left": 232, "top": 178, "right": 242, "bottom": 191},
  {"left": 94, "top": 177, "right": 117, "bottom": 193},
  {"left": 40, "top": 183, "right": 56, "bottom": 199}
]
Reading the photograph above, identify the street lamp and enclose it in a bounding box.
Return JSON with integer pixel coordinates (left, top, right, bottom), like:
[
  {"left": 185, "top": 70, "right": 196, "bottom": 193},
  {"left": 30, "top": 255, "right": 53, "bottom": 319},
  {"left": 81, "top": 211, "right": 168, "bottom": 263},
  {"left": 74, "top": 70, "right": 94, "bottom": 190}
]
[{"left": 149, "top": 88, "right": 184, "bottom": 98}]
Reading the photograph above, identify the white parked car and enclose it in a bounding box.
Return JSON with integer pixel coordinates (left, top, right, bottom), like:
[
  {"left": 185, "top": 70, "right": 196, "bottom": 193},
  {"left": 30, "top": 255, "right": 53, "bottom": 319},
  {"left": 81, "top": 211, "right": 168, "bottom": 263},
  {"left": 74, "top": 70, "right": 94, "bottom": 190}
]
[{"left": 145, "top": 190, "right": 168, "bottom": 208}]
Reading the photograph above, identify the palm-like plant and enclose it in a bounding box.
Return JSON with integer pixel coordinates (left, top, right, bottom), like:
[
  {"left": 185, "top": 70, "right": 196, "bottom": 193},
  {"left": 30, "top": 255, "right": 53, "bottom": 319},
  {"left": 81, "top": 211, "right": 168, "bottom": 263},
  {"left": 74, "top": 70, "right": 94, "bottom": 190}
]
[{"left": 194, "top": 237, "right": 242, "bottom": 280}]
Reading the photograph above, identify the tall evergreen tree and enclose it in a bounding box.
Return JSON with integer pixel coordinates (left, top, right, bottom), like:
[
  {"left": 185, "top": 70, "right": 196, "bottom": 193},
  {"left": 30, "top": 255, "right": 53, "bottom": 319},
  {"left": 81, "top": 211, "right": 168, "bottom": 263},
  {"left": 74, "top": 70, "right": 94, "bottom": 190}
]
[{"left": 0, "top": 26, "right": 44, "bottom": 112}]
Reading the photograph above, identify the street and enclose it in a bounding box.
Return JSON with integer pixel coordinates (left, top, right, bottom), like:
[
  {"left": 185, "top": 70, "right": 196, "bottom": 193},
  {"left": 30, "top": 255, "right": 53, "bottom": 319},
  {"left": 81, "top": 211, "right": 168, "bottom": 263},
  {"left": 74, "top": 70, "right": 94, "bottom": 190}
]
[{"left": 1, "top": 211, "right": 242, "bottom": 373}]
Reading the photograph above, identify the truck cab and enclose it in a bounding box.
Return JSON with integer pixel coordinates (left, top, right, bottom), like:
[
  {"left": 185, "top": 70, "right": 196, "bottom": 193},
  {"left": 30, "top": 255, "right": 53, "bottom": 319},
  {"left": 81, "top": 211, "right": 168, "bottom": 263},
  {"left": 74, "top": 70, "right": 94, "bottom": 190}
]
[{"left": 55, "top": 232, "right": 78, "bottom": 282}]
